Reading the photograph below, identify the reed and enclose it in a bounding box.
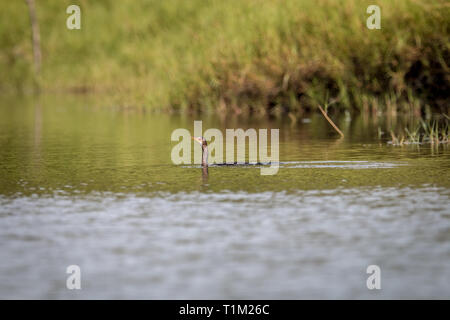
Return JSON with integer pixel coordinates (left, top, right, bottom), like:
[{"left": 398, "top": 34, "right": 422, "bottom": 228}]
[
  {"left": 389, "top": 116, "right": 449, "bottom": 146},
  {"left": 317, "top": 104, "right": 344, "bottom": 138}
]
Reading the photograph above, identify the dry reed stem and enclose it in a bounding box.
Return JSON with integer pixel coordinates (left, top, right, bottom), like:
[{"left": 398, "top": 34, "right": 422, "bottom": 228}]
[{"left": 317, "top": 104, "right": 344, "bottom": 138}]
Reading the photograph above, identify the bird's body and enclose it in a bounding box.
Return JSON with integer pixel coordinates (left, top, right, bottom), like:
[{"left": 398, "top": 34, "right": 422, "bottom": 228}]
[
  {"left": 192, "top": 136, "right": 208, "bottom": 166},
  {"left": 192, "top": 136, "right": 274, "bottom": 167}
]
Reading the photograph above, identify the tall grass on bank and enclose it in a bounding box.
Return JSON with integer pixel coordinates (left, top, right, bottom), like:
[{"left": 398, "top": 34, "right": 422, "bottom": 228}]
[
  {"left": 1, "top": 0, "right": 449, "bottom": 114},
  {"left": 389, "top": 115, "right": 449, "bottom": 146}
]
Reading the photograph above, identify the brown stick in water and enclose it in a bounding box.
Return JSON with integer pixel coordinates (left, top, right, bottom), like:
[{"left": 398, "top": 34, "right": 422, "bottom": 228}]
[{"left": 317, "top": 104, "right": 344, "bottom": 138}]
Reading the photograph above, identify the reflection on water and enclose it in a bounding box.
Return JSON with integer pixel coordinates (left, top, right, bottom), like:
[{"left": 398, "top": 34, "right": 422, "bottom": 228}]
[
  {"left": 0, "top": 95, "right": 449, "bottom": 298},
  {"left": 185, "top": 161, "right": 406, "bottom": 170}
]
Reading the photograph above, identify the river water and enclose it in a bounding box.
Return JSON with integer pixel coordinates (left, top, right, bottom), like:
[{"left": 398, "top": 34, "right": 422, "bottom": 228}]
[{"left": 0, "top": 95, "right": 449, "bottom": 299}]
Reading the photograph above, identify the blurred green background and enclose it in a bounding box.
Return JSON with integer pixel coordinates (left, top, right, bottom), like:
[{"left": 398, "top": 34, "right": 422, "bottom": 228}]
[{"left": 1, "top": 0, "right": 449, "bottom": 114}]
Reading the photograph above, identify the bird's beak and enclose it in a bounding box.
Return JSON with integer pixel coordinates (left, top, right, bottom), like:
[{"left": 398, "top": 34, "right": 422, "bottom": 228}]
[{"left": 192, "top": 136, "right": 201, "bottom": 144}]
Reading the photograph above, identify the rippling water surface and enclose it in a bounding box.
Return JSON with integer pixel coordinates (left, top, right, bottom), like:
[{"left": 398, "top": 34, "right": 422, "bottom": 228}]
[{"left": 0, "top": 96, "right": 449, "bottom": 298}]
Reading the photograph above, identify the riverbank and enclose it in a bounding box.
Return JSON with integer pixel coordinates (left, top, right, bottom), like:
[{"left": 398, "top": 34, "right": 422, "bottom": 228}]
[{"left": 1, "top": 0, "right": 448, "bottom": 114}]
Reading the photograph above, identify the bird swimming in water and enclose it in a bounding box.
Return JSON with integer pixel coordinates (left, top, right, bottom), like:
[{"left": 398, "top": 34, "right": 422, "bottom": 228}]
[
  {"left": 192, "top": 136, "right": 271, "bottom": 166},
  {"left": 192, "top": 136, "right": 279, "bottom": 175},
  {"left": 192, "top": 136, "right": 208, "bottom": 167},
  {"left": 192, "top": 136, "right": 209, "bottom": 179}
]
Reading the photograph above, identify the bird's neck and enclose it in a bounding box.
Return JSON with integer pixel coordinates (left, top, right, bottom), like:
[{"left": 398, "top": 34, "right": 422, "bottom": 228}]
[{"left": 202, "top": 146, "right": 208, "bottom": 167}]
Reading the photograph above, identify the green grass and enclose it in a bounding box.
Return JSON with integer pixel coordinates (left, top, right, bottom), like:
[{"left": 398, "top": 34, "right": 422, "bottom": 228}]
[
  {"left": 1, "top": 0, "right": 449, "bottom": 114},
  {"left": 389, "top": 115, "right": 449, "bottom": 145}
]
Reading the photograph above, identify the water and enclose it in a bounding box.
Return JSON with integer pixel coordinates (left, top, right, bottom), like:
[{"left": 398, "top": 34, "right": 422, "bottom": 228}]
[{"left": 0, "top": 95, "right": 449, "bottom": 299}]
